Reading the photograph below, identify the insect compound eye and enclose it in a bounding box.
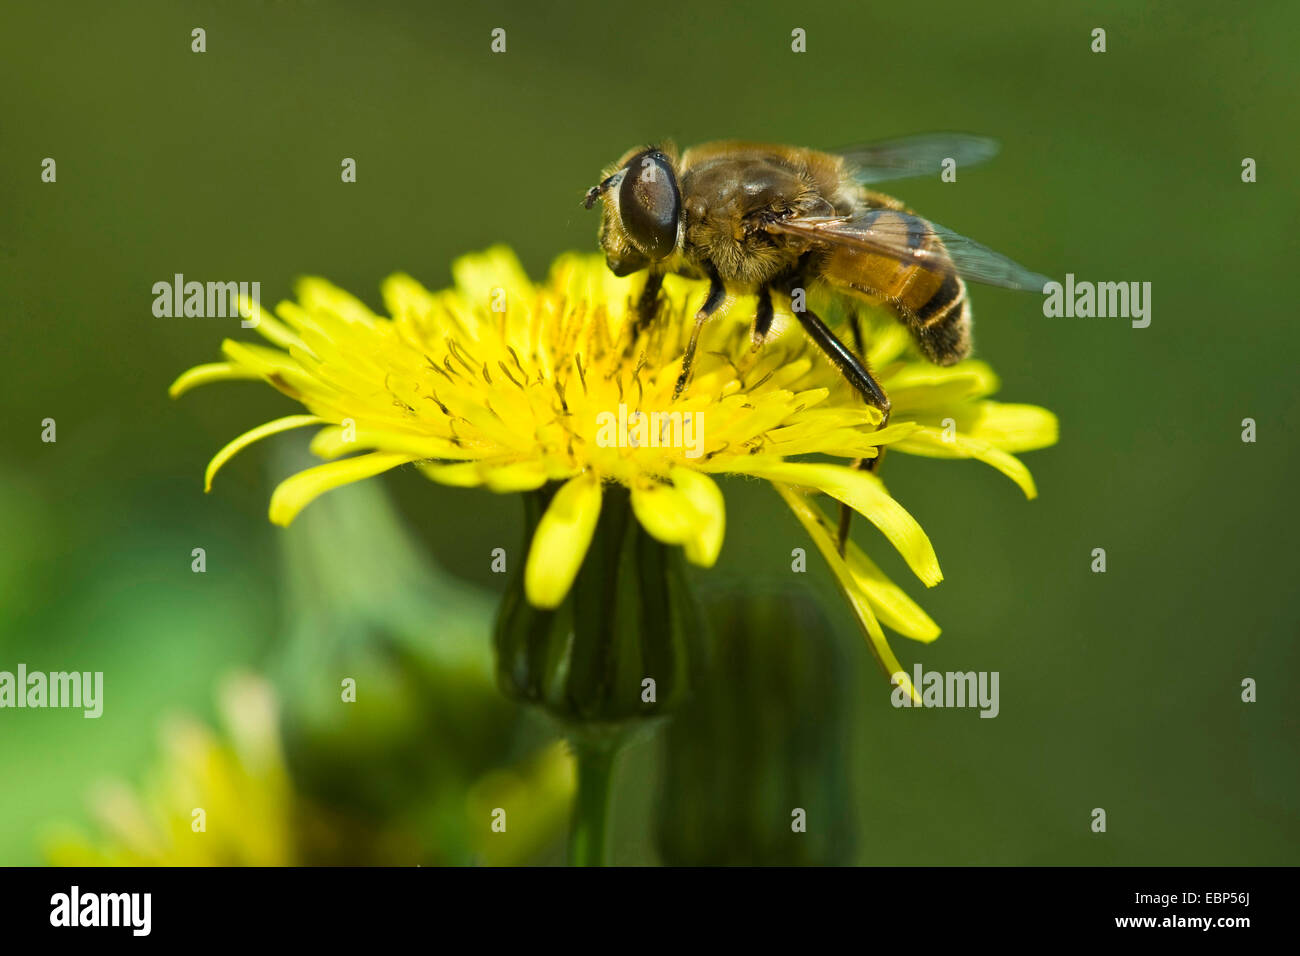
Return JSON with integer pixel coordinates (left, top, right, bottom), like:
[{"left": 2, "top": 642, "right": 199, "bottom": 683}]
[{"left": 617, "top": 149, "right": 680, "bottom": 260}]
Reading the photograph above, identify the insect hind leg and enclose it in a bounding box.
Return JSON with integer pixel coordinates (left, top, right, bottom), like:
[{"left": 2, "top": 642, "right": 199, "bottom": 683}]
[
  {"left": 831, "top": 306, "right": 884, "bottom": 552},
  {"left": 838, "top": 306, "right": 891, "bottom": 431},
  {"left": 791, "top": 303, "right": 889, "bottom": 414},
  {"left": 783, "top": 293, "right": 891, "bottom": 556}
]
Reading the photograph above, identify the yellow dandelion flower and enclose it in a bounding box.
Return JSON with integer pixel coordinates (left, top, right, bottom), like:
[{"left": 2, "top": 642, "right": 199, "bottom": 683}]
[
  {"left": 44, "top": 673, "right": 576, "bottom": 866},
  {"left": 170, "top": 247, "right": 1056, "bottom": 700},
  {"left": 45, "top": 674, "right": 294, "bottom": 866}
]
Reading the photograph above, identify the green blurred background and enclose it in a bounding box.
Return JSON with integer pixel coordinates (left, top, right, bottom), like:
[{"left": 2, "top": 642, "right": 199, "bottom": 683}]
[{"left": 2, "top": 0, "right": 1297, "bottom": 865}]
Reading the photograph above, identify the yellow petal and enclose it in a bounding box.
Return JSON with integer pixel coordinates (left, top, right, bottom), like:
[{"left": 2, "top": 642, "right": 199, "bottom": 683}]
[
  {"left": 669, "top": 467, "right": 726, "bottom": 566},
  {"left": 218, "top": 340, "right": 318, "bottom": 400},
  {"left": 380, "top": 273, "right": 434, "bottom": 319},
  {"left": 204, "top": 415, "right": 326, "bottom": 492},
  {"left": 524, "top": 473, "right": 602, "bottom": 608},
  {"left": 865, "top": 322, "right": 912, "bottom": 368},
  {"left": 779, "top": 480, "right": 939, "bottom": 641},
  {"left": 730, "top": 460, "right": 942, "bottom": 587},
  {"left": 415, "top": 459, "right": 550, "bottom": 491},
  {"left": 893, "top": 428, "right": 1039, "bottom": 499},
  {"left": 483, "top": 461, "right": 550, "bottom": 493},
  {"left": 630, "top": 481, "right": 696, "bottom": 545},
  {"left": 965, "top": 402, "right": 1059, "bottom": 452},
  {"left": 452, "top": 246, "right": 535, "bottom": 316},
  {"left": 757, "top": 420, "right": 919, "bottom": 459},
  {"left": 776, "top": 485, "right": 922, "bottom": 705},
  {"left": 418, "top": 461, "right": 488, "bottom": 487},
  {"left": 251, "top": 306, "right": 306, "bottom": 351},
  {"left": 886, "top": 360, "right": 1001, "bottom": 408},
  {"left": 169, "top": 362, "right": 262, "bottom": 398},
  {"left": 220, "top": 339, "right": 304, "bottom": 376},
  {"left": 294, "top": 277, "right": 380, "bottom": 329},
  {"left": 630, "top": 472, "right": 724, "bottom": 566},
  {"left": 972, "top": 445, "right": 1036, "bottom": 498},
  {"left": 309, "top": 425, "right": 469, "bottom": 462},
  {"left": 268, "top": 452, "right": 414, "bottom": 526},
  {"left": 845, "top": 547, "right": 940, "bottom": 643}
]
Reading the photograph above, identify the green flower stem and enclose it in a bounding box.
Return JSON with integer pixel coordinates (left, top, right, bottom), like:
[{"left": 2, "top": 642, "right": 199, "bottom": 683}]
[
  {"left": 567, "top": 735, "right": 621, "bottom": 866},
  {"left": 494, "top": 485, "right": 704, "bottom": 864}
]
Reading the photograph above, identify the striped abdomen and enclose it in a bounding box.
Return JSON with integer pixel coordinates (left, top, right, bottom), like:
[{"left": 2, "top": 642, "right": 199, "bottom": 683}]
[{"left": 820, "top": 206, "right": 972, "bottom": 367}]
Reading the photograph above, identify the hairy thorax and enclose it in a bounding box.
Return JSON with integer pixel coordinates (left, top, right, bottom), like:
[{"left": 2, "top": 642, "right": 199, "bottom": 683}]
[{"left": 676, "top": 149, "right": 852, "bottom": 288}]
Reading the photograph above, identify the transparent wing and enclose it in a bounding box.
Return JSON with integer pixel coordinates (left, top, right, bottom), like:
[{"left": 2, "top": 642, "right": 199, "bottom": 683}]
[
  {"left": 765, "top": 210, "right": 1049, "bottom": 292},
  {"left": 832, "top": 133, "right": 1000, "bottom": 184}
]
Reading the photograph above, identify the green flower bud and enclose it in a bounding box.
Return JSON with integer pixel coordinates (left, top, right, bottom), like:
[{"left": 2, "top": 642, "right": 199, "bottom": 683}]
[
  {"left": 655, "top": 590, "right": 857, "bottom": 865},
  {"left": 495, "top": 483, "right": 701, "bottom": 727}
]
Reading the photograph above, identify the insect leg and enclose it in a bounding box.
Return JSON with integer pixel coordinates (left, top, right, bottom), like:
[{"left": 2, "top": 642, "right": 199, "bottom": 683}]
[
  {"left": 790, "top": 302, "right": 891, "bottom": 420},
  {"left": 848, "top": 306, "right": 866, "bottom": 357},
  {"left": 834, "top": 306, "right": 870, "bottom": 551},
  {"left": 751, "top": 288, "right": 775, "bottom": 349},
  {"left": 624, "top": 271, "right": 664, "bottom": 355},
  {"left": 674, "top": 269, "right": 731, "bottom": 399},
  {"left": 787, "top": 296, "right": 891, "bottom": 556},
  {"left": 844, "top": 305, "right": 887, "bottom": 468}
]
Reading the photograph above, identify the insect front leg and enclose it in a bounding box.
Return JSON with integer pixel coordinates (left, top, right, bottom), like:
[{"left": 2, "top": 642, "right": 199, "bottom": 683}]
[
  {"left": 624, "top": 270, "right": 664, "bottom": 356},
  {"left": 674, "top": 267, "right": 732, "bottom": 399},
  {"left": 751, "top": 287, "right": 775, "bottom": 349}
]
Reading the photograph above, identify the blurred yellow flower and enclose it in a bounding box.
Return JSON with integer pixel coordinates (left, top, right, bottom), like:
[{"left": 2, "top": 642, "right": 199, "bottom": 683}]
[
  {"left": 170, "top": 248, "right": 1056, "bottom": 699},
  {"left": 46, "top": 674, "right": 293, "bottom": 866},
  {"left": 44, "top": 674, "right": 576, "bottom": 866}
]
